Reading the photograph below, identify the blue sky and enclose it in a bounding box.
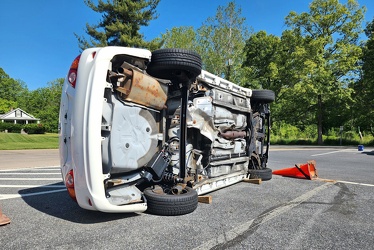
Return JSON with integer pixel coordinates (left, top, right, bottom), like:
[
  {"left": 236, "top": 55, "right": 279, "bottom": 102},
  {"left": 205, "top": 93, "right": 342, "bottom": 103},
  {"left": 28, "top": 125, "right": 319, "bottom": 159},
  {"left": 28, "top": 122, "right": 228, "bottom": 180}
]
[{"left": 0, "top": 0, "right": 373, "bottom": 90}]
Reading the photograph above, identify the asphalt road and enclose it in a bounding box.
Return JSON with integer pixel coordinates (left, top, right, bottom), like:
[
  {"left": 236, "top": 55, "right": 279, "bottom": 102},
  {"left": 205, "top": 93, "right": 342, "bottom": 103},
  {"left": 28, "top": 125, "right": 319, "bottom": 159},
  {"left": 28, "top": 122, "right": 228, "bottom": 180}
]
[
  {"left": 0, "top": 149, "right": 59, "bottom": 170},
  {"left": 0, "top": 146, "right": 373, "bottom": 249}
]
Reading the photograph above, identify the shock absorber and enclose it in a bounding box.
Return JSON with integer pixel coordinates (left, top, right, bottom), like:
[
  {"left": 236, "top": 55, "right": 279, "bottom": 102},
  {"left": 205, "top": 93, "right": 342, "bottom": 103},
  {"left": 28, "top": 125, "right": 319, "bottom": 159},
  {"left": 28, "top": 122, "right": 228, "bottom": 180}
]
[{"left": 163, "top": 172, "right": 183, "bottom": 184}]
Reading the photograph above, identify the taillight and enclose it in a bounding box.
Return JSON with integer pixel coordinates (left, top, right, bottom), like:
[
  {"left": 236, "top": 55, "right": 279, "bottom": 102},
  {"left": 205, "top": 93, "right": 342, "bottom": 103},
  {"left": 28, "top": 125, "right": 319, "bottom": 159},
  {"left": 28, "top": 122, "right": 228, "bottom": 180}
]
[
  {"left": 67, "top": 55, "right": 81, "bottom": 88},
  {"left": 65, "top": 170, "right": 76, "bottom": 201}
]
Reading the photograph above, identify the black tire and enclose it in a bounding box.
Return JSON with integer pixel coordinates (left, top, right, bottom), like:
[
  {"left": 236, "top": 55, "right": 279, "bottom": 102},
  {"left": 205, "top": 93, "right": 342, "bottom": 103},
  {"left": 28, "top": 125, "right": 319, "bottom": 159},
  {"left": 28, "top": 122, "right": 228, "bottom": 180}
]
[
  {"left": 248, "top": 167, "right": 272, "bottom": 181},
  {"left": 147, "top": 48, "right": 202, "bottom": 81},
  {"left": 251, "top": 90, "right": 275, "bottom": 103},
  {"left": 144, "top": 186, "right": 198, "bottom": 216}
]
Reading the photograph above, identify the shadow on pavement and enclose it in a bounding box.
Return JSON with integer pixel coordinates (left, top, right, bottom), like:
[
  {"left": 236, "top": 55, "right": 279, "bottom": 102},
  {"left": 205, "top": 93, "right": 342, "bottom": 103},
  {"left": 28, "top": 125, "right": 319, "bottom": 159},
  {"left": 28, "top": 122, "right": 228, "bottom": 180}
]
[
  {"left": 20, "top": 183, "right": 140, "bottom": 224},
  {"left": 361, "top": 150, "right": 374, "bottom": 156}
]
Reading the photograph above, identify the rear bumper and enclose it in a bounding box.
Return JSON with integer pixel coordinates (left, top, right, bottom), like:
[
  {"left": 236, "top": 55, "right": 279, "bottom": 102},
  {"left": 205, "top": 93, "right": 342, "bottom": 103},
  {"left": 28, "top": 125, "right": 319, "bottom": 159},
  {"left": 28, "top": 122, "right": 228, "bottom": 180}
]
[{"left": 59, "top": 47, "right": 151, "bottom": 213}]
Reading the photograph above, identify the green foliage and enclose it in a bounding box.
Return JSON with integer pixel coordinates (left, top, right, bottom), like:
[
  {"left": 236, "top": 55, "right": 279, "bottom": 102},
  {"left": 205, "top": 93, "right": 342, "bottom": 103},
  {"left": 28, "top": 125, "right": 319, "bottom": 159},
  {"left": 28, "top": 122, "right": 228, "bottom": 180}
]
[
  {"left": 0, "top": 68, "right": 63, "bottom": 134},
  {"left": 243, "top": 31, "right": 282, "bottom": 90},
  {"left": 244, "top": 0, "right": 365, "bottom": 144},
  {"left": 0, "top": 123, "right": 22, "bottom": 133},
  {"left": 196, "top": 2, "right": 250, "bottom": 85},
  {"left": 352, "top": 17, "right": 374, "bottom": 135},
  {"left": 0, "top": 98, "right": 17, "bottom": 114},
  {"left": 76, "top": 0, "right": 161, "bottom": 50},
  {"left": 283, "top": 0, "right": 365, "bottom": 144},
  {"left": 158, "top": 26, "right": 197, "bottom": 50},
  {"left": 157, "top": 2, "right": 251, "bottom": 86},
  {"left": 22, "top": 78, "right": 64, "bottom": 133},
  {"left": 0, "top": 68, "right": 29, "bottom": 110},
  {"left": 1, "top": 0, "right": 373, "bottom": 146},
  {"left": 271, "top": 125, "right": 374, "bottom": 146},
  {"left": 23, "top": 124, "right": 46, "bottom": 134},
  {"left": 0, "top": 123, "right": 45, "bottom": 134}
]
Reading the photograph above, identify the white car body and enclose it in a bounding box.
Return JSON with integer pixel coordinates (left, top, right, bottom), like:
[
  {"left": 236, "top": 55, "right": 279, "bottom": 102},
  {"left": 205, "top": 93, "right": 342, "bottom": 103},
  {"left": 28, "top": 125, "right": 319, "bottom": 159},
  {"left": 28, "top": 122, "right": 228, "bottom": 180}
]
[{"left": 59, "top": 46, "right": 273, "bottom": 214}]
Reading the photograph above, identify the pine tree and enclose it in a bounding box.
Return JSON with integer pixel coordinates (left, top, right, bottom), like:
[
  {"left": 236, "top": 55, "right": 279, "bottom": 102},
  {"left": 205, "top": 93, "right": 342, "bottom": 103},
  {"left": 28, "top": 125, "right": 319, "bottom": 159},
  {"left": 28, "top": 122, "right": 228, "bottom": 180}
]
[{"left": 76, "top": 0, "right": 160, "bottom": 50}]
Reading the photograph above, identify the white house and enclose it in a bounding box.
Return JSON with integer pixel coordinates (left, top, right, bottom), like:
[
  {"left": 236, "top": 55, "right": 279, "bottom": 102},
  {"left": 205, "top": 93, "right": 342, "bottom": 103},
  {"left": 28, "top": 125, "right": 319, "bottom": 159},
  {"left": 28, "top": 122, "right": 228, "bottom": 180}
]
[{"left": 0, "top": 108, "right": 40, "bottom": 124}]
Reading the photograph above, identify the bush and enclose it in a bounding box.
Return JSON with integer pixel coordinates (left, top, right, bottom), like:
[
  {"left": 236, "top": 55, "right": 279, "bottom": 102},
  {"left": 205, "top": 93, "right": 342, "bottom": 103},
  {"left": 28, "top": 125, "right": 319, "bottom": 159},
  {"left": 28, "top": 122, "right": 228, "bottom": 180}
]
[
  {"left": 270, "top": 122, "right": 374, "bottom": 146},
  {"left": 343, "top": 131, "right": 355, "bottom": 140},
  {"left": 0, "top": 123, "right": 23, "bottom": 133},
  {"left": 23, "top": 124, "right": 46, "bottom": 134},
  {"left": 0, "top": 122, "right": 7, "bottom": 132},
  {"left": 0, "top": 123, "right": 46, "bottom": 134},
  {"left": 303, "top": 125, "right": 318, "bottom": 138},
  {"left": 272, "top": 122, "right": 301, "bottom": 139}
]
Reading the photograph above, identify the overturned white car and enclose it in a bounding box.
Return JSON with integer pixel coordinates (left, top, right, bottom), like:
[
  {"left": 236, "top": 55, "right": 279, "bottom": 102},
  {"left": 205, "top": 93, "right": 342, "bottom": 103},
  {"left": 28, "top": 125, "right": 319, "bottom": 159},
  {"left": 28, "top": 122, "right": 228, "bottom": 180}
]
[{"left": 59, "top": 47, "right": 275, "bottom": 215}]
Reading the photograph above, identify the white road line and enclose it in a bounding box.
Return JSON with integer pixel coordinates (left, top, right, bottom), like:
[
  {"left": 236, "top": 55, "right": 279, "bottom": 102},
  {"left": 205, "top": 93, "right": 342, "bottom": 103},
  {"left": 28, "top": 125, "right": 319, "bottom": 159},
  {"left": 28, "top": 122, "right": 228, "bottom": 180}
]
[
  {"left": 25, "top": 168, "right": 60, "bottom": 171},
  {"left": 0, "top": 170, "right": 60, "bottom": 172},
  {"left": 0, "top": 189, "right": 66, "bottom": 200},
  {"left": 0, "top": 168, "right": 61, "bottom": 172},
  {"left": 311, "top": 149, "right": 352, "bottom": 156},
  {"left": 33, "top": 166, "right": 60, "bottom": 169},
  {"left": 338, "top": 180, "right": 374, "bottom": 187},
  {"left": 192, "top": 183, "right": 333, "bottom": 250},
  {"left": 0, "top": 185, "right": 65, "bottom": 188},
  {"left": 0, "top": 173, "right": 61, "bottom": 175},
  {"left": 0, "top": 166, "right": 60, "bottom": 171},
  {"left": 317, "top": 178, "right": 374, "bottom": 187},
  {"left": 0, "top": 178, "right": 62, "bottom": 181}
]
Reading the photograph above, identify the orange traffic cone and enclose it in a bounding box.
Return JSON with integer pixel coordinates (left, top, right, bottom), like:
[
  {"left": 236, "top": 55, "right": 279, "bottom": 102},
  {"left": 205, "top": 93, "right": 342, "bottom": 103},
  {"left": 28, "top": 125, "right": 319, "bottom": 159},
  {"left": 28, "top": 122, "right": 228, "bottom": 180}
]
[
  {"left": 0, "top": 206, "right": 11, "bottom": 226},
  {"left": 272, "top": 160, "right": 317, "bottom": 180}
]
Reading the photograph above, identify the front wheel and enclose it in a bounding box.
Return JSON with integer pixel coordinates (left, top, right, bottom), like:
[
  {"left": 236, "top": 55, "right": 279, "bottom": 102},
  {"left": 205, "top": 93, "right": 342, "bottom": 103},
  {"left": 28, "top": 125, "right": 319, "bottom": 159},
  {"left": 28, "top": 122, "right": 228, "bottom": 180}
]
[
  {"left": 251, "top": 89, "right": 275, "bottom": 104},
  {"left": 144, "top": 186, "right": 198, "bottom": 216},
  {"left": 248, "top": 168, "right": 272, "bottom": 181}
]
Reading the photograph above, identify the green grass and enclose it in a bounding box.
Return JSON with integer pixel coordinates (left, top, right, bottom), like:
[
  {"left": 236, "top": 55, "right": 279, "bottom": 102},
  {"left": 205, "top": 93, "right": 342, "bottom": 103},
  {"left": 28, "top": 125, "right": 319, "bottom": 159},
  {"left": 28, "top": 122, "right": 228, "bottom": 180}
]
[
  {"left": 0, "top": 133, "right": 59, "bottom": 150},
  {"left": 271, "top": 135, "right": 374, "bottom": 146},
  {"left": 1, "top": 131, "right": 373, "bottom": 150}
]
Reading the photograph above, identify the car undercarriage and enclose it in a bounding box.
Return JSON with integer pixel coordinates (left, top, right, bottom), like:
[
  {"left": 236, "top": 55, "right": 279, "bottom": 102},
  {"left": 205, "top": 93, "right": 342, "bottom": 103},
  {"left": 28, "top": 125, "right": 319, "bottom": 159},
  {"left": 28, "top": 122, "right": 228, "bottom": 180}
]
[{"left": 59, "top": 47, "right": 275, "bottom": 215}]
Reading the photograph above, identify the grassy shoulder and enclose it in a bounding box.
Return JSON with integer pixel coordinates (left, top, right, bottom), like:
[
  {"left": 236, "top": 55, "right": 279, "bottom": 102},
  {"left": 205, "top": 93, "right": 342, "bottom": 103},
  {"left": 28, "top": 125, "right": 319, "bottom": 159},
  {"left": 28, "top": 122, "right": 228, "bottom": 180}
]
[
  {"left": 271, "top": 123, "right": 374, "bottom": 146},
  {"left": 0, "top": 133, "right": 59, "bottom": 150},
  {"left": 1, "top": 131, "right": 373, "bottom": 150},
  {"left": 271, "top": 135, "right": 374, "bottom": 146}
]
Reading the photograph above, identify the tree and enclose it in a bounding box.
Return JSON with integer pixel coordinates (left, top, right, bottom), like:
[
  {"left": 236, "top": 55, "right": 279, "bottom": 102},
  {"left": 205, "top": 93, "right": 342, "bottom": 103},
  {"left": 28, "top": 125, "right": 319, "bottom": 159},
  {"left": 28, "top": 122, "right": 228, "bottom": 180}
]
[
  {"left": 353, "top": 18, "right": 374, "bottom": 136},
  {"left": 76, "top": 0, "right": 160, "bottom": 50},
  {"left": 0, "top": 68, "right": 29, "bottom": 112},
  {"left": 284, "top": 0, "right": 365, "bottom": 144},
  {"left": 0, "top": 99, "right": 17, "bottom": 114},
  {"left": 155, "top": 2, "right": 250, "bottom": 85},
  {"left": 158, "top": 26, "right": 197, "bottom": 50},
  {"left": 244, "top": 0, "right": 365, "bottom": 144},
  {"left": 243, "top": 31, "right": 282, "bottom": 90},
  {"left": 26, "top": 79, "right": 64, "bottom": 133},
  {"left": 196, "top": 2, "right": 250, "bottom": 84}
]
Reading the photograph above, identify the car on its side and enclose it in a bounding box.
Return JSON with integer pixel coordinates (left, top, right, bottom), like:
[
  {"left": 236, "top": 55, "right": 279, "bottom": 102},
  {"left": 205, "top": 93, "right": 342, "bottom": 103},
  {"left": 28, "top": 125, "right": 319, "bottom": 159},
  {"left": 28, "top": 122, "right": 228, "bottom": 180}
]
[{"left": 59, "top": 46, "right": 275, "bottom": 215}]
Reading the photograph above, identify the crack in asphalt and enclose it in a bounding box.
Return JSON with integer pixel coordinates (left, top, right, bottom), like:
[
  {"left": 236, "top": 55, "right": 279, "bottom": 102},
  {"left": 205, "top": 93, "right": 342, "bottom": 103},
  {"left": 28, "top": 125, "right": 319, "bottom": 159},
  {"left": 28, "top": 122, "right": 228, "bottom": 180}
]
[{"left": 193, "top": 183, "right": 333, "bottom": 250}]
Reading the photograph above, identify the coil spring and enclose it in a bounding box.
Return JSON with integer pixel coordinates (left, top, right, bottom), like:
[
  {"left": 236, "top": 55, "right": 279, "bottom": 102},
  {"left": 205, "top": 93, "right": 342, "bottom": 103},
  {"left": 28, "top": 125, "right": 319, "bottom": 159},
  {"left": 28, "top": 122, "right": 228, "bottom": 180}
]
[
  {"left": 163, "top": 172, "right": 184, "bottom": 183},
  {"left": 163, "top": 172, "right": 175, "bottom": 183}
]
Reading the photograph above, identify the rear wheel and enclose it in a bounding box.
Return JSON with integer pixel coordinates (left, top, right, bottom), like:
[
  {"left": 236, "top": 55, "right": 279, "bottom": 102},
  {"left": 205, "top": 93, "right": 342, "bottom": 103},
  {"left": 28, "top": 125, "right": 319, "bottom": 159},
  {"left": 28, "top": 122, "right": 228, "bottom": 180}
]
[
  {"left": 146, "top": 48, "right": 202, "bottom": 81},
  {"left": 144, "top": 186, "right": 198, "bottom": 216}
]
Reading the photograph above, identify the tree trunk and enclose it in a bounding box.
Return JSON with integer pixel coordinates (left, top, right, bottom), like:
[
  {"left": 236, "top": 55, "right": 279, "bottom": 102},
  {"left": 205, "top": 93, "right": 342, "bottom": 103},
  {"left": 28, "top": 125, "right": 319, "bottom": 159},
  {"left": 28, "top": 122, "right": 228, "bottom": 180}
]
[{"left": 317, "top": 94, "right": 323, "bottom": 145}]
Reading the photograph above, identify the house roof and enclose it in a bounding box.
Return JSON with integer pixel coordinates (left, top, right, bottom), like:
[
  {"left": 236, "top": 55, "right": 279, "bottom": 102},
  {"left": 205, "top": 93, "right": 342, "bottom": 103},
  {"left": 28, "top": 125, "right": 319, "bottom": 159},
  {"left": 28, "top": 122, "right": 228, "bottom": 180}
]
[{"left": 0, "top": 108, "right": 39, "bottom": 121}]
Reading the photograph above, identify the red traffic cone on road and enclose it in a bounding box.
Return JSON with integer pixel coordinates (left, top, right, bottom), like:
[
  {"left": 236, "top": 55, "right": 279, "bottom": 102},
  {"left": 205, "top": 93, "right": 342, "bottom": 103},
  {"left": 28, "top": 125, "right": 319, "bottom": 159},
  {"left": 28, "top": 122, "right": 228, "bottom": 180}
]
[
  {"left": 272, "top": 160, "right": 318, "bottom": 180},
  {"left": 0, "top": 206, "right": 11, "bottom": 226}
]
